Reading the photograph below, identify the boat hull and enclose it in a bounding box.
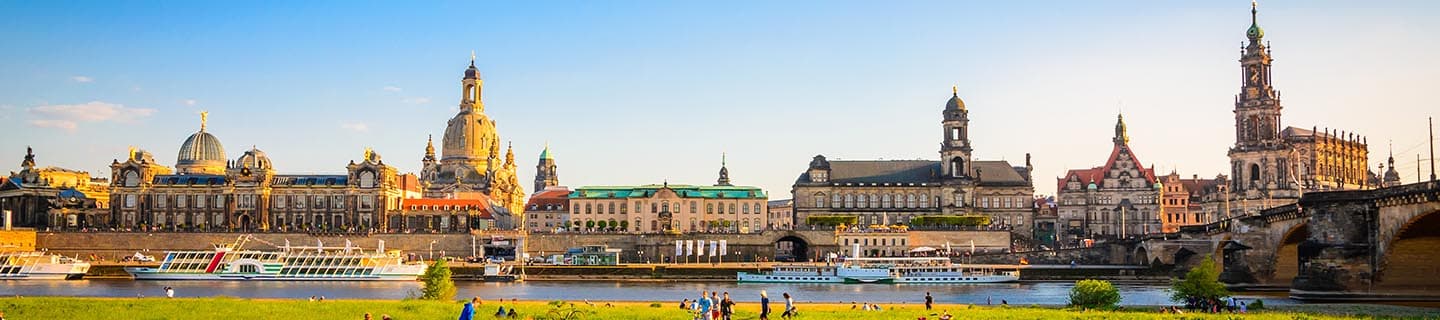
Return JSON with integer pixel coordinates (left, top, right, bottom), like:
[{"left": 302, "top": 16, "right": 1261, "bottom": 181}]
[
  {"left": 125, "top": 267, "right": 420, "bottom": 281},
  {"left": 0, "top": 262, "right": 90, "bottom": 280},
  {"left": 736, "top": 272, "right": 845, "bottom": 283}
]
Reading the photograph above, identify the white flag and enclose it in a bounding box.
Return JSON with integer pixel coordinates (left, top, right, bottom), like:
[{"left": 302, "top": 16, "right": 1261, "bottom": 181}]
[
  {"left": 675, "top": 240, "right": 683, "bottom": 257},
  {"left": 686, "top": 240, "right": 694, "bottom": 256},
  {"left": 709, "top": 240, "right": 717, "bottom": 257},
  {"left": 720, "top": 240, "right": 728, "bottom": 256}
]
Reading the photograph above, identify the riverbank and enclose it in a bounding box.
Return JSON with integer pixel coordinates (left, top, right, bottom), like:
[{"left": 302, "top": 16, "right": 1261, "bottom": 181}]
[{"left": 1, "top": 297, "right": 1433, "bottom": 320}]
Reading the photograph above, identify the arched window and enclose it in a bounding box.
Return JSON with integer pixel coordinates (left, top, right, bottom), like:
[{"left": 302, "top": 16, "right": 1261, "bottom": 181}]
[
  {"left": 906, "top": 194, "right": 916, "bottom": 208},
  {"left": 707, "top": 203, "right": 714, "bottom": 214},
  {"left": 742, "top": 203, "right": 750, "bottom": 214},
  {"left": 832, "top": 194, "right": 841, "bottom": 208},
  {"left": 881, "top": 194, "right": 892, "bottom": 208},
  {"left": 857, "top": 194, "right": 868, "bottom": 208},
  {"left": 919, "top": 194, "right": 929, "bottom": 208},
  {"left": 123, "top": 170, "right": 140, "bottom": 187},
  {"left": 729, "top": 204, "right": 736, "bottom": 214},
  {"left": 814, "top": 193, "right": 825, "bottom": 208},
  {"left": 608, "top": 203, "right": 616, "bottom": 214},
  {"left": 951, "top": 158, "right": 965, "bottom": 177},
  {"left": 1250, "top": 163, "right": 1261, "bottom": 182},
  {"left": 586, "top": 203, "right": 592, "bottom": 214},
  {"left": 359, "top": 171, "right": 377, "bottom": 188}
]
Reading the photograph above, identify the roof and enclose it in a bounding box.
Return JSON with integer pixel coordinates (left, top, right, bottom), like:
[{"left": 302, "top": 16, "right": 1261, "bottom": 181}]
[
  {"left": 973, "top": 160, "right": 1029, "bottom": 186},
  {"left": 525, "top": 187, "right": 571, "bottom": 209},
  {"left": 271, "top": 175, "right": 348, "bottom": 187},
  {"left": 767, "top": 199, "right": 793, "bottom": 207},
  {"left": 401, "top": 197, "right": 497, "bottom": 219},
  {"left": 397, "top": 173, "right": 422, "bottom": 193},
  {"left": 571, "top": 184, "right": 767, "bottom": 199},
  {"left": 809, "top": 160, "right": 941, "bottom": 184},
  {"left": 1056, "top": 143, "right": 1157, "bottom": 191},
  {"left": 152, "top": 174, "right": 228, "bottom": 186}
]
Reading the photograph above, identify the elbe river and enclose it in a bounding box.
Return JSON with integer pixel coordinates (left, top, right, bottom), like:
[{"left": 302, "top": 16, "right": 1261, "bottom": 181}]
[{"left": 2, "top": 280, "right": 1295, "bottom": 306}]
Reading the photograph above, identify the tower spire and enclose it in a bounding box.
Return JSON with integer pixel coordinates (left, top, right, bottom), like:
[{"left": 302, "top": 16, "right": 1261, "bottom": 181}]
[
  {"left": 1113, "top": 113, "right": 1130, "bottom": 145},
  {"left": 716, "top": 152, "right": 732, "bottom": 186},
  {"left": 470, "top": 50, "right": 476, "bottom": 66}
]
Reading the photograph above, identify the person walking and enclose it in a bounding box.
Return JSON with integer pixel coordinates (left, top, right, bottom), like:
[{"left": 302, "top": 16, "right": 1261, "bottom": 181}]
[
  {"left": 759, "top": 291, "right": 771, "bottom": 320},
  {"left": 781, "top": 292, "right": 795, "bottom": 320},
  {"left": 697, "top": 290, "right": 713, "bottom": 320},
  {"left": 924, "top": 292, "right": 933, "bottom": 310},
  {"left": 710, "top": 291, "right": 721, "bottom": 320},
  {"left": 720, "top": 292, "right": 735, "bottom": 320}
]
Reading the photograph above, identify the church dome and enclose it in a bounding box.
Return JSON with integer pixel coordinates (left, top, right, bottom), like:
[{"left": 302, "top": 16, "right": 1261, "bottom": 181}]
[
  {"left": 176, "top": 112, "right": 226, "bottom": 174},
  {"left": 945, "top": 86, "right": 965, "bottom": 111},
  {"left": 234, "top": 147, "right": 271, "bottom": 170}
]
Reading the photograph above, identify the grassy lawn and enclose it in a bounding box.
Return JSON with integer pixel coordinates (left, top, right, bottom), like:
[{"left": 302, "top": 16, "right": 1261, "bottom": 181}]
[{"left": 0, "top": 297, "right": 1420, "bottom": 320}]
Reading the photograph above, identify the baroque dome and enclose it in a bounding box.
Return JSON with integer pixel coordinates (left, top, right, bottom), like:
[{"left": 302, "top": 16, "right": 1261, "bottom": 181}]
[
  {"left": 176, "top": 112, "right": 226, "bottom": 174},
  {"left": 234, "top": 146, "right": 271, "bottom": 170},
  {"left": 945, "top": 86, "right": 965, "bottom": 111}
]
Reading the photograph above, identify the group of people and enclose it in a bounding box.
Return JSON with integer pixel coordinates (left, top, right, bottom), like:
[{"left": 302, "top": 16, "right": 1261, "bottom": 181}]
[
  {"left": 1181, "top": 296, "right": 1254, "bottom": 314},
  {"left": 361, "top": 313, "right": 392, "bottom": 320},
  {"left": 849, "top": 302, "right": 885, "bottom": 311},
  {"left": 680, "top": 290, "right": 795, "bottom": 320}
]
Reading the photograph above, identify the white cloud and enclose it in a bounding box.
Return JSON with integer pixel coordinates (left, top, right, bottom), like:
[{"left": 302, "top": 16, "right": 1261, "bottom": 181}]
[
  {"left": 27, "top": 101, "right": 157, "bottom": 131},
  {"left": 341, "top": 122, "right": 370, "bottom": 132},
  {"left": 183, "top": 99, "right": 197, "bottom": 106},
  {"left": 71, "top": 76, "right": 93, "bottom": 83},
  {"left": 402, "top": 97, "right": 431, "bottom": 105},
  {"left": 382, "top": 86, "right": 403, "bottom": 92},
  {"left": 29, "top": 119, "right": 78, "bottom": 131}
]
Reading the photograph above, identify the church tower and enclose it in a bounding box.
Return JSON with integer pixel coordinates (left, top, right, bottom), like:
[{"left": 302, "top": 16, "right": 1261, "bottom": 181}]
[
  {"left": 1227, "top": 1, "right": 1294, "bottom": 194},
  {"left": 715, "top": 153, "right": 732, "bottom": 186},
  {"left": 940, "top": 86, "right": 973, "bottom": 178},
  {"left": 533, "top": 143, "right": 559, "bottom": 192}
]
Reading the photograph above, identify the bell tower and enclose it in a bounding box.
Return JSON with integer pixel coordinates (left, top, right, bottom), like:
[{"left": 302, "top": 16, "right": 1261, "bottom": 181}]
[
  {"left": 1233, "top": 0, "right": 1282, "bottom": 150},
  {"left": 940, "top": 86, "right": 973, "bottom": 179},
  {"left": 461, "top": 51, "right": 484, "bottom": 113}
]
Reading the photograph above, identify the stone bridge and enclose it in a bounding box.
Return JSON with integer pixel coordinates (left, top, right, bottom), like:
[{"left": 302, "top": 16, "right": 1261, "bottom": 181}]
[{"left": 1135, "top": 181, "right": 1440, "bottom": 301}]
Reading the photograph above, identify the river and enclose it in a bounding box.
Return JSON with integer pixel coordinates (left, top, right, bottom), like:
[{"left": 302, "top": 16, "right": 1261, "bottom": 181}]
[{"left": 1, "top": 280, "right": 1296, "bottom": 306}]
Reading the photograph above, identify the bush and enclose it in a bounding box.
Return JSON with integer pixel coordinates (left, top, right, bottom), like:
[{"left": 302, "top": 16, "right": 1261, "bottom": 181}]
[
  {"left": 648, "top": 302, "right": 662, "bottom": 308},
  {"left": 1248, "top": 299, "right": 1265, "bottom": 310},
  {"left": 910, "top": 215, "right": 992, "bottom": 227},
  {"left": 418, "top": 259, "right": 456, "bottom": 301},
  {"left": 1069, "top": 279, "right": 1121, "bottom": 310},
  {"left": 805, "top": 215, "right": 857, "bottom": 226},
  {"left": 1170, "top": 255, "right": 1229, "bottom": 304}
]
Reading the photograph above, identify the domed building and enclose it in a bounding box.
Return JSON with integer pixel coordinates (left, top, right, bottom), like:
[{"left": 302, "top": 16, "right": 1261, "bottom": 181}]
[
  {"left": 176, "top": 112, "right": 227, "bottom": 175},
  {"left": 417, "top": 57, "right": 525, "bottom": 217},
  {"left": 107, "top": 113, "right": 402, "bottom": 232}
]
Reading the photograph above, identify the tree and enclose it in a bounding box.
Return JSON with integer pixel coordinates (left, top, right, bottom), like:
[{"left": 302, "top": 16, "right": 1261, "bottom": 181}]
[
  {"left": 1069, "top": 279, "right": 1121, "bottom": 310},
  {"left": 1170, "top": 255, "right": 1230, "bottom": 304},
  {"left": 585, "top": 220, "right": 595, "bottom": 230},
  {"left": 619, "top": 220, "right": 629, "bottom": 232},
  {"left": 419, "top": 259, "right": 456, "bottom": 301}
]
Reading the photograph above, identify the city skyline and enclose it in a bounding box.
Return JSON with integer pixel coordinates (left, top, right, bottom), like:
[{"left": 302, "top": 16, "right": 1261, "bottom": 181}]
[{"left": 3, "top": 1, "right": 1438, "bottom": 198}]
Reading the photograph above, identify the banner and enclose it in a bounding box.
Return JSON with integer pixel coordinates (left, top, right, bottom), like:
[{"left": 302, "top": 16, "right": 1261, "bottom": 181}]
[
  {"left": 685, "top": 240, "right": 692, "bottom": 256},
  {"left": 709, "top": 240, "right": 718, "bottom": 257},
  {"left": 675, "top": 240, "right": 683, "bottom": 258},
  {"left": 720, "top": 240, "right": 728, "bottom": 256}
]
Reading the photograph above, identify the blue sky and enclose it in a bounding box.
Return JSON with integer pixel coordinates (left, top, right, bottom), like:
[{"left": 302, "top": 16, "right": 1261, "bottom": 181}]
[{"left": 2, "top": 1, "right": 1437, "bottom": 197}]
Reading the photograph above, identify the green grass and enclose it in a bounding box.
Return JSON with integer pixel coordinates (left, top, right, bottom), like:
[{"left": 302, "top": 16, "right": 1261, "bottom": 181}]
[{"left": 0, "top": 297, "right": 1416, "bottom": 320}]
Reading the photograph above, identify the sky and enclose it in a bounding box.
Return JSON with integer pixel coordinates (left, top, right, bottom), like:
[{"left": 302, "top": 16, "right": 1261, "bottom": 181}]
[{"left": 2, "top": 1, "right": 1438, "bottom": 198}]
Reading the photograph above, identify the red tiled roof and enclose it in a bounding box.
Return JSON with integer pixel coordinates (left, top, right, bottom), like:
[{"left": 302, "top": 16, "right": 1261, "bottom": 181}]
[
  {"left": 400, "top": 197, "right": 496, "bottom": 219},
  {"left": 1056, "top": 143, "right": 1157, "bottom": 192},
  {"left": 525, "top": 187, "right": 570, "bottom": 210}
]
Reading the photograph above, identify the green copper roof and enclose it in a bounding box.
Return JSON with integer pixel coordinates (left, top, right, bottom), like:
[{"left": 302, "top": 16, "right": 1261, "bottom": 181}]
[
  {"left": 539, "top": 144, "right": 552, "bottom": 160},
  {"left": 570, "top": 184, "right": 767, "bottom": 199}
]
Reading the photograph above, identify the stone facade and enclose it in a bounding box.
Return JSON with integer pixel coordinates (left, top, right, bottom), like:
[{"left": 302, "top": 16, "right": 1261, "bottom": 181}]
[
  {"left": 569, "top": 183, "right": 769, "bottom": 234},
  {"left": 1220, "top": 3, "right": 1370, "bottom": 218},
  {"left": 524, "top": 186, "right": 571, "bottom": 233},
  {"left": 1056, "top": 114, "right": 1162, "bottom": 243},
  {"left": 838, "top": 227, "right": 910, "bottom": 257},
  {"left": 107, "top": 135, "right": 403, "bottom": 232},
  {"left": 791, "top": 88, "right": 1036, "bottom": 238},
  {"left": 393, "top": 198, "right": 508, "bottom": 232},
  {"left": 766, "top": 199, "right": 793, "bottom": 230},
  {"left": 0, "top": 147, "right": 110, "bottom": 230}
]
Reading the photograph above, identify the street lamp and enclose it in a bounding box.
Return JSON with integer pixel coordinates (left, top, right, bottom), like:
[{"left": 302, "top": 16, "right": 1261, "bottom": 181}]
[{"left": 429, "top": 240, "right": 438, "bottom": 261}]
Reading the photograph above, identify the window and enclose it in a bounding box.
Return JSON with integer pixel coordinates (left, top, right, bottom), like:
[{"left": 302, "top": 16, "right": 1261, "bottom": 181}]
[
  {"left": 332, "top": 195, "right": 344, "bottom": 209},
  {"left": 729, "top": 204, "right": 736, "bottom": 214},
  {"left": 608, "top": 203, "right": 616, "bottom": 214},
  {"left": 586, "top": 203, "right": 593, "bottom": 214},
  {"left": 881, "top": 194, "right": 892, "bottom": 208},
  {"left": 651, "top": 203, "right": 658, "bottom": 213},
  {"left": 844, "top": 194, "right": 854, "bottom": 208},
  {"left": 707, "top": 203, "right": 714, "bottom": 214},
  {"left": 360, "top": 196, "right": 374, "bottom": 209},
  {"left": 857, "top": 194, "right": 868, "bottom": 208},
  {"left": 919, "top": 194, "right": 929, "bottom": 208},
  {"left": 156, "top": 195, "right": 167, "bottom": 208},
  {"left": 690, "top": 201, "right": 697, "bottom": 213},
  {"left": 196, "top": 195, "right": 206, "bottom": 208},
  {"left": 907, "top": 194, "right": 917, "bottom": 208},
  {"left": 313, "top": 195, "right": 325, "bottom": 209},
  {"left": 621, "top": 203, "right": 628, "bottom": 214},
  {"left": 742, "top": 203, "right": 750, "bottom": 214},
  {"left": 125, "top": 194, "right": 137, "bottom": 208},
  {"left": 178, "top": 195, "right": 188, "bottom": 208},
  {"left": 814, "top": 193, "right": 825, "bottom": 208},
  {"left": 832, "top": 194, "right": 841, "bottom": 208}
]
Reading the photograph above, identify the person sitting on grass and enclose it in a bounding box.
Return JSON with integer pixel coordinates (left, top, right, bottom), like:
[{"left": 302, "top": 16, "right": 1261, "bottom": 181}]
[
  {"left": 494, "top": 306, "right": 506, "bottom": 317},
  {"left": 507, "top": 308, "right": 517, "bottom": 318},
  {"left": 938, "top": 311, "right": 953, "bottom": 320}
]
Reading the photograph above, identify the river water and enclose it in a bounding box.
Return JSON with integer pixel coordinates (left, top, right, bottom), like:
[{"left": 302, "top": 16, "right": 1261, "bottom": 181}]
[{"left": 1, "top": 280, "right": 1296, "bottom": 306}]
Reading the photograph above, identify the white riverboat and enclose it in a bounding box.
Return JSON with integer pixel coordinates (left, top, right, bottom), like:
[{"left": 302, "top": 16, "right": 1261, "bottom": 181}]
[
  {"left": 125, "top": 236, "right": 426, "bottom": 281},
  {"left": 0, "top": 251, "right": 91, "bottom": 280},
  {"left": 738, "top": 256, "right": 1018, "bottom": 284}
]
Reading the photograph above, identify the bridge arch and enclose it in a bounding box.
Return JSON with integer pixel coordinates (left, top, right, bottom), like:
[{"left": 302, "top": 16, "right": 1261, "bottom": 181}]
[
  {"left": 1132, "top": 246, "right": 1152, "bottom": 266},
  {"left": 773, "top": 233, "right": 812, "bottom": 262},
  {"left": 1269, "top": 222, "right": 1309, "bottom": 286},
  {"left": 1377, "top": 207, "right": 1440, "bottom": 292}
]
